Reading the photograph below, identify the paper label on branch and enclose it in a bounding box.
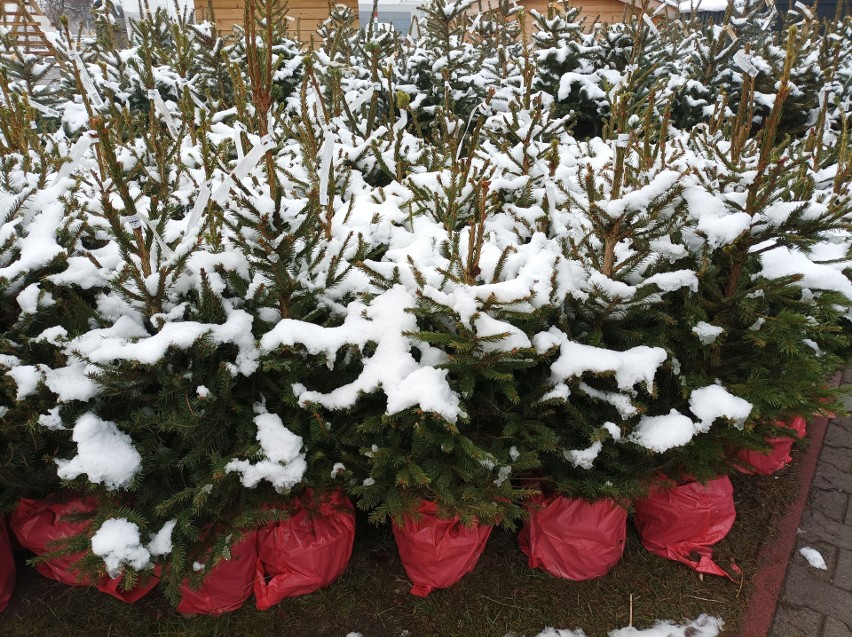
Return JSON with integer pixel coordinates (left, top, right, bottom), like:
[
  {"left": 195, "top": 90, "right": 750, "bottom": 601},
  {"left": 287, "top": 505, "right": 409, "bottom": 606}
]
[
  {"left": 319, "top": 130, "right": 335, "bottom": 206},
  {"left": 185, "top": 181, "right": 211, "bottom": 236},
  {"left": 724, "top": 25, "right": 738, "bottom": 42},
  {"left": 52, "top": 132, "right": 97, "bottom": 185},
  {"left": 71, "top": 51, "right": 105, "bottom": 109},
  {"left": 147, "top": 89, "right": 179, "bottom": 139},
  {"left": 210, "top": 136, "right": 274, "bottom": 205},
  {"left": 125, "top": 214, "right": 143, "bottom": 229},
  {"left": 29, "top": 100, "right": 60, "bottom": 118},
  {"left": 642, "top": 14, "right": 659, "bottom": 35},
  {"left": 348, "top": 86, "right": 375, "bottom": 113},
  {"left": 211, "top": 177, "right": 234, "bottom": 205},
  {"left": 616, "top": 133, "right": 631, "bottom": 148},
  {"left": 137, "top": 212, "right": 174, "bottom": 258},
  {"left": 733, "top": 50, "right": 759, "bottom": 77},
  {"left": 545, "top": 182, "right": 557, "bottom": 218}
]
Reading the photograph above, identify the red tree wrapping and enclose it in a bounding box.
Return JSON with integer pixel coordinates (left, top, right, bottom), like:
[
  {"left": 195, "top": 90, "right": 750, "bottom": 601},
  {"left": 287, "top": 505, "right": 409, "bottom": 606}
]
[
  {"left": 735, "top": 416, "right": 807, "bottom": 475},
  {"left": 633, "top": 475, "right": 736, "bottom": 578},
  {"left": 518, "top": 494, "right": 627, "bottom": 580},
  {"left": 1, "top": 517, "right": 15, "bottom": 613},
  {"left": 254, "top": 490, "right": 355, "bottom": 610},
  {"left": 177, "top": 531, "right": 258, "bottom": 615},
  {"left": 392, "top": 499, "right": 492, "bottom": 597},
  {"left": 10, "top": 497, "right": 158, "bottom": 602}
]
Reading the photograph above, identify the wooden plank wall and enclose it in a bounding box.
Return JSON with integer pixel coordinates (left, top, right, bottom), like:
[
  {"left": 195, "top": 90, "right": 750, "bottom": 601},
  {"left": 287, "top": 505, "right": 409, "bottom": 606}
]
[
  {"left": 194, "top": 0, "right": 359, "bottom": 43},
  {"left": 520, "top": 0, "right": 646, "bottom": 23}
]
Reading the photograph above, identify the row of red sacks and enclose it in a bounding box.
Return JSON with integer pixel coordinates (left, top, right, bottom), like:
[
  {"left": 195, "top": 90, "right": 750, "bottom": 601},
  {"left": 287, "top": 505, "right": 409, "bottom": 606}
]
[{"left": 0, "top": 417, "right": 805, "bottom": 613}]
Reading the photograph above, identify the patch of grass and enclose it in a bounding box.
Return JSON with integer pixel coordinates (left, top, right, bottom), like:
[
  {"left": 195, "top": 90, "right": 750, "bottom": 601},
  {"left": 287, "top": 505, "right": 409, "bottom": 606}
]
[{"left": 0, "top": 452, "right": 801, "bottom": 637}]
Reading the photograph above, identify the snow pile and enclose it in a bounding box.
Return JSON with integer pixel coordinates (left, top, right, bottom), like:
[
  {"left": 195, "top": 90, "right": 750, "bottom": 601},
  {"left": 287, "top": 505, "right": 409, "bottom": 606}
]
[
  {"left": 534, "top": 614, "right": 724, "bottom": 636},
  {"left": 799, "top": 546, "right": 828, "bottom": 570}
]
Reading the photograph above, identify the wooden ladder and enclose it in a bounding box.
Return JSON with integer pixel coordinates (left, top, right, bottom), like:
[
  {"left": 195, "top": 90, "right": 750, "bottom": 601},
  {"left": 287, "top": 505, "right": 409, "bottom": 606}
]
[{"left": 1, "top": 0, "right": 56, "bottom": 55}]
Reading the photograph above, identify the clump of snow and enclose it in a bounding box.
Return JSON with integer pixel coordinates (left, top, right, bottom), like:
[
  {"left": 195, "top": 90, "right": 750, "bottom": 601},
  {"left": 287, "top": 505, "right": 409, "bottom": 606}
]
[
  {"left": 147, "top": 519, "right": 177, "bottom": 557},
  {"left": 689, "top": 385, "right": 752, "bottom": 432},
  {"left": 38, "top": 407, "right": 65, "bottom": 430},
  {"left": 55, "top": 413, "right": 142, "bottom": 490},
  {"left": 91, "top": 518, "right": 152, "bottom": 578},
  {"left": 224, "top": 413, "right": 307, "bottom": 492},
  {"left": 564, "top": 441, "right": 604, "bottom": 469},
  {"left": 609, "top": 614, "right": 723, "bottom": 636},
  {"left": 196, "top": 385, "right": 210, "bottom": 398},
  {"left": 629, "top": 410, "right": 696, "bottom": 452},
  {"left": 799, "top": 546, "right": 827, "bottom": 570},
  {"left": 692, "top": 322, "right": 724, "bottom": 345}
]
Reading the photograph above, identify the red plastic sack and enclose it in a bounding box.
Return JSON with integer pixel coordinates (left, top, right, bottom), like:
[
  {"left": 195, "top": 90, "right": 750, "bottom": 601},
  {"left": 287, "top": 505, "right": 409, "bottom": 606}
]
[
  {"left": 392, "top": 499, "right": 492, "bottom": 597},
  {"left": 1, "top": 517, "right": 15, "bottom": 613},
  {"left": 633, "top": 475, "right": 736, "bottom": 579},
  {"left": 10, "top": 497, "right": 158, "bottom": 602},
  {"left": 735, "top": 416, "right": 807, "bottom": 475},
  {"left": 10, "top": 497, "right": 96, "bottom": 586},
  {"left": 518, "top": 494, "right": 627, "bottom": 581},
  {"left": 254, "top": 490, "right": 355, "bottom": 610},
  {"left": 177, "top": 531, "right": 257, "bottom": 615}
]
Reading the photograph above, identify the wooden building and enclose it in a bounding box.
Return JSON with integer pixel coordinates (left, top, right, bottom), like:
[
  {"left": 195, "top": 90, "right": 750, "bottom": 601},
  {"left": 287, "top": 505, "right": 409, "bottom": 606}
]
[{"left": 193, "top": 0, "right": 359, "bottom": 41}]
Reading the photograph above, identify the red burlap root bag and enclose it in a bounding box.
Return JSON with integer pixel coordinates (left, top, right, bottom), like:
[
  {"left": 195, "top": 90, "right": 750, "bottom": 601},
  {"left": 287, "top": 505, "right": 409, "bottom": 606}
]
[
  {"left": 254, "top": 490, "right": 355, "bottom": 610},
  {"left": 1, "top": 517, "right": 15, "bottom": 612},
  {"left": 518, "top": 494, "right": 627, "bottom": 581},
  {"left": 736, "top": 416, "right": 807, "bottom": 475},
  {"left": 10, "top": 497, "right": 158, "bottom": 602},
  {"left": 633, "top": 475, "right": 736, "bottom": 579},
  {"left": 392, "top": 500, "right": 492, "bottom": 597},
  {"left": 177, "top": 531, "right": 258, "bottom": 615}
]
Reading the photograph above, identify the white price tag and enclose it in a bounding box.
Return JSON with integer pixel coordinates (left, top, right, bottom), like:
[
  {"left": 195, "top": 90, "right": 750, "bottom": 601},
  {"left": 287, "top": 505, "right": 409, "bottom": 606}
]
[
  {"left": 147, "top": 89, "right": 179, "bottom": 139},
  {"left": 642, "top": 14, "right": 659, "bottom": 35},
  {"left": 211, "top": 136, "right": 274, "bottom": 205},
  {"left": 733, "top": 50, "right": 759, "bottom": 78},
  {"left": 71, "top": 50, "right": 105, "bottom": 109},
  {"left": 318, "top": 130, "right": 335, "bottom": 206},
  {"left": 348, "top": 86, "right": 376, "bottom": 113},
  {"left": 125, "top": 214, "right": 143, "bottom": 229},
  {"left": 28, "top": 100, "right": 60, "bottom": 118},
  {"left": 616, "top": 133, "right": 630, "bottom": 148},
  {"left": 185, "top": 181, "right": 211, "bottom": 236},
  {"left": 724, "top": 25, "right": 738, "bottom": 42},
  {"left": 52, "top": 131, "right": 97, "bottom": 185}
]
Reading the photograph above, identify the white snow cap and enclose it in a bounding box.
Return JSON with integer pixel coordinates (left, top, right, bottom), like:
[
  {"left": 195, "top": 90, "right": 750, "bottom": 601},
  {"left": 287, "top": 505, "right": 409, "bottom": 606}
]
[
  {"left": 629, "top": 409, "right": 696, "bottom": 453},
  {"left": 692, "top": 321, "right": 724, "bottom": 345},
  {"left": 225, "top": 413, "right": 307, "bottom": 492},
  {"left": 91, "top": 518, "right": 152, "bottom": 578},
  {"left": 689, "top": 384, "right": 752, "bottom": 432},
  {"left": 147, "top": 519, "right": 177, "bottom": 557},
  {"left": 55, "top": 413, "right": 142, "bottom": 490}
]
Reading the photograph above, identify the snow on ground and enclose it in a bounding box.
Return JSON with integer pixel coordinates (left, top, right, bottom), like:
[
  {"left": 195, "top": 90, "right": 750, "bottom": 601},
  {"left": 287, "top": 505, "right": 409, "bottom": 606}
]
[
  {"left": 799, "top": 546, "right": 828, "bottom": 570},
  {"left": 345, "top": 614, "right": 723, "bottom": 637}
]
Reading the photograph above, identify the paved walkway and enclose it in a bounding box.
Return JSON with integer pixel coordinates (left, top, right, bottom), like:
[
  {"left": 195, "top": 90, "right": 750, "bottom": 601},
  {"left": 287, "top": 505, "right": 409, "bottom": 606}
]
[{"left": 770, "top": 367, "right": 852, "bottom": 637}]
